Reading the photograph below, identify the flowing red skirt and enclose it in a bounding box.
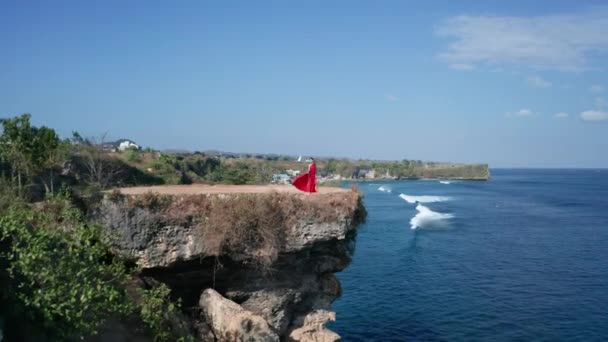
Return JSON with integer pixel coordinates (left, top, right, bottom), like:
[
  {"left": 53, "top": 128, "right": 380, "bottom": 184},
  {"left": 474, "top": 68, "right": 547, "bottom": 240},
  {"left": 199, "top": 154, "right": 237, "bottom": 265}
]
[{"left": 292, "top": 173, "right": 316, "bottom": 192}]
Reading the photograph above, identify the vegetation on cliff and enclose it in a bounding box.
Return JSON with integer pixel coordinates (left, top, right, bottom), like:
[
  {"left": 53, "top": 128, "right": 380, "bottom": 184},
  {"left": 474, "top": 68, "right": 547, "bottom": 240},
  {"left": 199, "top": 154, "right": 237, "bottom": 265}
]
[
  {"left": 0, "top": 114, "right": 488, "bottom": 197},
  {"left": 0, "top": 115, "right": 195, "bottom": 340},
  {"left": 0, "top": 188, "right": 194, "bottom": 341},
  {"left": 0, "top": 114, "right": 366, "bottom": 340},
  {"left": 0, "top": 190, "right": 131, "bottom": 339}
]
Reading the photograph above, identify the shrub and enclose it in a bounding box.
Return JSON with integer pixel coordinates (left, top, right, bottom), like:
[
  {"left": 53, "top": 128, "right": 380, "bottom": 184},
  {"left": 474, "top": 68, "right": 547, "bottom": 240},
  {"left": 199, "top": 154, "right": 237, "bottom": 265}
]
[
  {"left": 201, "top": 193, "right": 286, "bottom": 269},
  {"left": 0, "top": 177, "right": 23, "bottom": 213},
  {"left": 0, "top": 204, "right": 133, "bottom": 339},
  {"left": 131, "top": 191, "right": 366, "bottom": 271},
  {"left": 128, "top": 191, "right": 173, "bottom": 210},
  {"left": 124, "top": 149, "right": 141, "bottom": 163},
  {"left": 107, "top": 188, "right": 125, "bottom": 203},
  {"left": 139, "top": 283, "right": 194, "bottom": 342}
]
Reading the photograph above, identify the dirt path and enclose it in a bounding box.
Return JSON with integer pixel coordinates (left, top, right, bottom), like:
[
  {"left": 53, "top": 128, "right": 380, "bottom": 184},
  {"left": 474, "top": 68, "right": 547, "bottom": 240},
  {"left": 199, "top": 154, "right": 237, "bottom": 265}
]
[{"left": 115, "top": 184, "right": 349, "bottom": 195}]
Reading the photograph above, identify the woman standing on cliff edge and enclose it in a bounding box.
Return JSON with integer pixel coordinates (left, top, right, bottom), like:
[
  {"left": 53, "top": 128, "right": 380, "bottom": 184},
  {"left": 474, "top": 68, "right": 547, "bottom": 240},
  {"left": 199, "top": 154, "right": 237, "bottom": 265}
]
[{"left": 292, "top": 158, "right": 317, "bottom": 193}]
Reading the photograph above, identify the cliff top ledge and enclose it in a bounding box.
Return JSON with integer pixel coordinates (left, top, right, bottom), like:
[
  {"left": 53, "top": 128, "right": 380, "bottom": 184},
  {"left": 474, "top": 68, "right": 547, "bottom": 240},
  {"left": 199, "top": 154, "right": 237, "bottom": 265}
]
[
  {"left": 114, "top": 184, "right": 350, "bottom": 195},
  {"left": 97, "top": 183, "right": 365, "bottom": 269}
]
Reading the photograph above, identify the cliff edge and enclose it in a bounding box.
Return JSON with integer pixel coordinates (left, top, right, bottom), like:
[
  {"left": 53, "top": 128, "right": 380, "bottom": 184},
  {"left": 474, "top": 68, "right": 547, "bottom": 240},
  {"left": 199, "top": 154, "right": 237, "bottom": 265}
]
[{"left": 93, "top": 185, "right": 366, "bottom": 341}]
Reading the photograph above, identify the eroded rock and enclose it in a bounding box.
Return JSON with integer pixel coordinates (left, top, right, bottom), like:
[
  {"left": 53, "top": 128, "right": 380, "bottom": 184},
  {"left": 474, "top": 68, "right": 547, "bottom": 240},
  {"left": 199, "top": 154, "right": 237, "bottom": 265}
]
[
  {"left": 199, "top": 289, "right": 279, "bottom": 342},
  {"left": 226, "top": 289, "right": 299, "bottom": 336},
  {"left": 93, "top": 191, "right": 365, "bottom": 269},
  {"left": 92, "top": 188, "right": 366, "bottom": 341},
  {"left": 287, "top": 310, "right": 340, "bottom": 342}
]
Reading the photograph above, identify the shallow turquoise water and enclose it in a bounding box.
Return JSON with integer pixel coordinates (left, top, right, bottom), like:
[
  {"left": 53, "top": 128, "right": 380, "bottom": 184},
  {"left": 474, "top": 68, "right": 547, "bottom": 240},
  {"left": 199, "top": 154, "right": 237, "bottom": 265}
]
[{"left": 331, "top": 169, "right": 608, "bottom": 341}]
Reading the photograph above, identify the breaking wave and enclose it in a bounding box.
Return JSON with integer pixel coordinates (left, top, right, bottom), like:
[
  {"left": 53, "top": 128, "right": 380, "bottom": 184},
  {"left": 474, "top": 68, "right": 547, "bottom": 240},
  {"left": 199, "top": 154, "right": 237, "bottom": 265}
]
[
  {"left": 399, "top": 194, "right": 451, "bottom": 203},
  {"left": 378, "top": 186, "right": 392, "bottom": 193},
  {"left": 440, "top": 181, "right": 451, "bottom": 185},
  {"left": 410, "top": 204, "right": 454, "bottom": 229}
]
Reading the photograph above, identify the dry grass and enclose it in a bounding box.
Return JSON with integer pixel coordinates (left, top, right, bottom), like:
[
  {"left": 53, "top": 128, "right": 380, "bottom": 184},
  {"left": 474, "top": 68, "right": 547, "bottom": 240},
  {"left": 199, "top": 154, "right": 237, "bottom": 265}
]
[
  {"left": 113, "top": 184, "right": 349, "bottom": 195},
  {"left": 106, "top": 189, "right": 365, "bottom": 270}
]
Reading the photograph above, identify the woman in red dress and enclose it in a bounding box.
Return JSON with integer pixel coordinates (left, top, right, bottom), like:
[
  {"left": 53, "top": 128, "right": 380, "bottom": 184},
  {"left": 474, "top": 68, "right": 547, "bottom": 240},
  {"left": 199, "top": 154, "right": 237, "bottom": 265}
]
[{"left": 292, "top": 158, "right": 317, "bottom": 193}]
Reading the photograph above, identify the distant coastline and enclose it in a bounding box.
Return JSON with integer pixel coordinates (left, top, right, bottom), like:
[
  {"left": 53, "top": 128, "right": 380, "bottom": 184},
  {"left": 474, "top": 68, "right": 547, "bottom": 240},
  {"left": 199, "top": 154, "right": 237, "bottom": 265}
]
[{"left": 320, "top": 175, "right": 490, "bottom": 183}]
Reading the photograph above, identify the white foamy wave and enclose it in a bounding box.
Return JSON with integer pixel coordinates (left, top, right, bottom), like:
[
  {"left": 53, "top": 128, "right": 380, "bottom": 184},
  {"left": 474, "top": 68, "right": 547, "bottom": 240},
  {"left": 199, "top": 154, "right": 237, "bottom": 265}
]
[
  {"left": 410, "top": 204, "right": 454, "bottom": 229},
  {"left": 378, "top": 186, "right": 392, "bottom": 193},
  {"left": 399, "top": 194, "right": 451, "bottom": 203},
  {"left": 439, "top": 181, "right": 451, "bottom": 185}
]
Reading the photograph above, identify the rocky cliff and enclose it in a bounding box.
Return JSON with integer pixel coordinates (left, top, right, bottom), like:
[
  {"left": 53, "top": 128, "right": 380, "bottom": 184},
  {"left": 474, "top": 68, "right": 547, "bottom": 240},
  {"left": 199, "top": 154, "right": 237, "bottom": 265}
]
[{"left": 93, "top": 186, "right": 366, "bottom": 341}]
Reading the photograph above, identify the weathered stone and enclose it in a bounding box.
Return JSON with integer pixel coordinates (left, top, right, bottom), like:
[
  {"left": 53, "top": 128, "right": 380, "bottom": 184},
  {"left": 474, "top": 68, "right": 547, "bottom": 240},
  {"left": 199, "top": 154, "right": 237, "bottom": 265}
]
[
  {"left": 94, "top": 203, "right": 206, "bottom": 268},
  {"left": 231, "top": 289, "right": 300, "bottom": 336},
  {"left": 93, "top": 191, "right": 365, "bottom": 269},
  {"left": 287, "top": 310, "right": 340, "bottom": 342},
  {"left": 193, "top": 319, "right": 215, "bottom": 342},
  {"left": 199, "top": 289, "right": 279, "bottom": 342}
]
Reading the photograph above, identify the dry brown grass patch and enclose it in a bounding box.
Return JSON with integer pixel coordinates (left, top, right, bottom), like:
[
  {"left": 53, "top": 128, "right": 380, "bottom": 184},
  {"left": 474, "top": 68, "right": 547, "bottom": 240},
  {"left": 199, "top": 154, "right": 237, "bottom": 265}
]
[{"left": 105, "top": 190, "right": 364, "bottom": 270}]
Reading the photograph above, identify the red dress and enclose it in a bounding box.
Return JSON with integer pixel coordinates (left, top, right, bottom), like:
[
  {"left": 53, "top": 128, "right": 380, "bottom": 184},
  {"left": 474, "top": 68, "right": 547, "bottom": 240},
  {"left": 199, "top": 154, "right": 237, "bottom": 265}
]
[{"left": 292, "top": 163, "right": 317, "bottom": 192}]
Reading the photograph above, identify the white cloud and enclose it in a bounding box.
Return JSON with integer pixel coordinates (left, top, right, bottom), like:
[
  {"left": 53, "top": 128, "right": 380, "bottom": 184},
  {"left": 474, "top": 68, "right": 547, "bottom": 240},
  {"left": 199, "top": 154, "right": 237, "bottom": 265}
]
[
  {"left": 554, "top": 112, "right": 569, "bottom": 118},
  {"left": 527, "top": 76, "right": 552, "bottom": 88},
  {"left": 449, "top": 63, "right": 475, "bottom": 71},
  {"left": 384, "top": 94, "right": 399, "bottom": 102},
  {"left": 506, "top": 108, "right": 534, "bottom": 118},
  {"left": 591, "top": 84, "right": 605, "bottom": 93},
  {"left": 580, "top": 110, "right": 608, "bottom": 121},
  {"left": 436, "top": 10, "right": 608, "bottom": 71}
]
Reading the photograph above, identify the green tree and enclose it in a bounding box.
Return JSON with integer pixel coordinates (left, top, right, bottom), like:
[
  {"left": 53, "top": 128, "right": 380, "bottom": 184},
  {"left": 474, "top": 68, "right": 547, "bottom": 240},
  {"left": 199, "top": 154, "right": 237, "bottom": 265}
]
[
  {"left": 70, "top": 132, "right": 123, "bottom": 189},
  {"left": 31, "top": 126, "right": 65, "bottom": 194},
  {"left": 0, "top": 114, "right": 64, "bottom": 195},
  {"left": 0, "top": 114, "right": 36, "bottom": 192},
  {"left": 326, "top": 158, "right": 337, "bottom": 174}
]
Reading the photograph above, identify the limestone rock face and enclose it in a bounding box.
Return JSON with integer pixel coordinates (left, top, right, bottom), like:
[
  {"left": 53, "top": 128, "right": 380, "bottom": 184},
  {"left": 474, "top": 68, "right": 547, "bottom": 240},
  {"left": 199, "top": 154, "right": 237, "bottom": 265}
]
[
  {"left": 92, "top": 189, "right": 366, "bottom": 341},
  {"left": 235, "top": 289, "right": 299, "bottom": 335},
  {"left": 287, "top": 310, "right": 340, "bottom": 342},
  {"left": 93, "top": 191, "right": 365, "bottom": 269},
  {"left": 199, "top": 289, "right": 279, "bottom": 342}
]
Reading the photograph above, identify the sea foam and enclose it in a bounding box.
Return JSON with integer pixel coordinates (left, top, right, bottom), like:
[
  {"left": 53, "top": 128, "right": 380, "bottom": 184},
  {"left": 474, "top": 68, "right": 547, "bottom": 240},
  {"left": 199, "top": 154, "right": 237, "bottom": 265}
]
[
  {"left": 440, "top": 181, "right": 451, "bottom": 185},
  {"left": 378, "top": 186, "right": 392, "bottom": 193},
  {"left": 399, "top": 194, "right": 451, "bottom": 203},
  {"left": 410, "top": 204, "right": 454, "bottom": 229}
]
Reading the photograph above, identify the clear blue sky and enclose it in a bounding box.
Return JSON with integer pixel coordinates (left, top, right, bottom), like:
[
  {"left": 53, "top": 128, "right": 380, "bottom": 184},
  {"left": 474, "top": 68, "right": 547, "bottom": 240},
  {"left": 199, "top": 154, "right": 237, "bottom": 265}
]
[{"left": 1, "top": 0, "right": 607, "bottom": 167}]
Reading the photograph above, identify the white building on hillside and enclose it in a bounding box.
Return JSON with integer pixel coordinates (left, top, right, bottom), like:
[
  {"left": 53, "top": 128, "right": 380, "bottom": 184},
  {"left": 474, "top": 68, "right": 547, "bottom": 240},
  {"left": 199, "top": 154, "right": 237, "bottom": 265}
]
[{"left": 118, "top": 140, "right": 140, "bottom": 151}]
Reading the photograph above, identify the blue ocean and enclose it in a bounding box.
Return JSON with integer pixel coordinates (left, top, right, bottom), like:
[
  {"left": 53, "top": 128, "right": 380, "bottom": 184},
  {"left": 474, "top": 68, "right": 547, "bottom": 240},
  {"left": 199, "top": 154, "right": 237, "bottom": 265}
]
[{"left": 331, "top": 169, "right": 608, "bottom": 341}]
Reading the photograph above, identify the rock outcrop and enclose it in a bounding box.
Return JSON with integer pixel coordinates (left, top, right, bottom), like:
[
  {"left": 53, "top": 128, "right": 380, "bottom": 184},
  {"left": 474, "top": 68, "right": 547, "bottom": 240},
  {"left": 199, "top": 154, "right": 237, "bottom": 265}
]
[
  {"left": 200, "top": 289, "right": 279, "bottom": 341},
  {"left": 93, "top": 186, "right": 366, "bottom": 341},
  {"left": 287, "top": 310, "right": 340, "bottom": 342}
]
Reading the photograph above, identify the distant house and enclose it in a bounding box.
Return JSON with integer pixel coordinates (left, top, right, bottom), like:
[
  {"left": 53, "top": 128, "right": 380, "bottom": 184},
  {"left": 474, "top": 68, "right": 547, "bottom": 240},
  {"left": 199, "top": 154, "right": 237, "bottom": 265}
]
[
  {"left": 101, "top": 139, "right": 140, "bottom": 152},
  {"left": 117, "top": 139, "right": 140, "bottom": 151}
]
